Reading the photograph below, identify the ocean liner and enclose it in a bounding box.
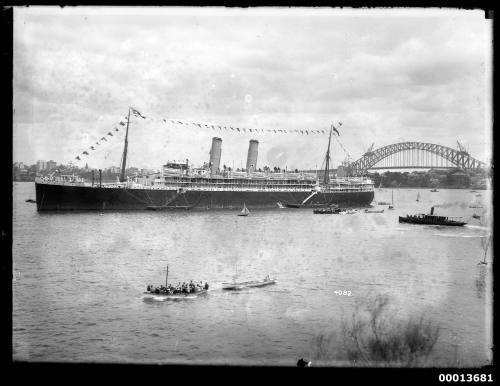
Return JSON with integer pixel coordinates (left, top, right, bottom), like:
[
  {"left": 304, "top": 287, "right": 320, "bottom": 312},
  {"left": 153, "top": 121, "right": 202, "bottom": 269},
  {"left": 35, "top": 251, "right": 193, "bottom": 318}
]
[{"left": 35, "top": 109, "right": 374, "bottom": 211}]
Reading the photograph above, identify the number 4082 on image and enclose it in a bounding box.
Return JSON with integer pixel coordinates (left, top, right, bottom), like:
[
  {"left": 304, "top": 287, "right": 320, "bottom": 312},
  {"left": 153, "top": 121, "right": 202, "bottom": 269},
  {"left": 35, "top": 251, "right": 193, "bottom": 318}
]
[{"left": 334, "top": 290, "right": 351, "bottom": 296}]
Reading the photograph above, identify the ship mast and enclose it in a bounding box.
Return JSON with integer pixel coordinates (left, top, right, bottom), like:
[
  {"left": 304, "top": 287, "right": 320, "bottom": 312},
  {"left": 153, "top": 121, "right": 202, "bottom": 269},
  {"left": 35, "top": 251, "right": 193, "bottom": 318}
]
[
  {"left": 120, "top": 107, "right": 131, "bottom": 183},
  {"left": 323, "top": 125, "right": 333, "bottom": 185}
]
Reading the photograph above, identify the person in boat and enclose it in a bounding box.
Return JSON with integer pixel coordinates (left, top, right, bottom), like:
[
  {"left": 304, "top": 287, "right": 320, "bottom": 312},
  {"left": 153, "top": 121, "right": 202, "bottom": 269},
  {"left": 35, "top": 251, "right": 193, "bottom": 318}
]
[
  {"left": 265, "top": 275, "right": 270, "bottom": 281},
  {"left": 204, "top": 282, "right": 209, "bottom": 290}
]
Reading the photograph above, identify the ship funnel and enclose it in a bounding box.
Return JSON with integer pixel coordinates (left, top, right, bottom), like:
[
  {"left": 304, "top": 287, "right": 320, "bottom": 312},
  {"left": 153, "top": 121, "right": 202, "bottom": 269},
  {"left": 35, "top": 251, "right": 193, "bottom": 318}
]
[
  {"left": 430, "top": 206, "right": 435, "bottom": 215},
  {"left": 209, "top": 137, "right": 222, "bottom": 175},
  {"left": 246, "top": 139, "right": 259, "bottom": 174}
]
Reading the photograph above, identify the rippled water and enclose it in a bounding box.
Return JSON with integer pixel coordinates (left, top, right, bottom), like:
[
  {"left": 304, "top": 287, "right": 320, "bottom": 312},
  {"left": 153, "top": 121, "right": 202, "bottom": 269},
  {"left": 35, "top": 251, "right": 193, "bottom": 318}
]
[{"left": 13, "top": 182, "right": 493, "bottom": 366}]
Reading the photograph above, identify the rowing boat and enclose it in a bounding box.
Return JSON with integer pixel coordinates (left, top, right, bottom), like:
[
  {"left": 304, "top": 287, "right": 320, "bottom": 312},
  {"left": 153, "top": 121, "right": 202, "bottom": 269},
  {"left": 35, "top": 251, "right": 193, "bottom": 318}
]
[
  {"left": 143, "top": 288, "right": 208, "bottom": 297},
  {"left": 222, "top": 278, "right": 277, "bottom": 290}
]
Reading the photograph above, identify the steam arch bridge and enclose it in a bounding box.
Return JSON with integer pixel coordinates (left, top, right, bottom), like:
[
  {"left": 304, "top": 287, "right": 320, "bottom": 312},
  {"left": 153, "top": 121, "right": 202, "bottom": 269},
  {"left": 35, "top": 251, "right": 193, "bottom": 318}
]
[{"left": 347, "top": 142, "right": 486, "bottom": 175}]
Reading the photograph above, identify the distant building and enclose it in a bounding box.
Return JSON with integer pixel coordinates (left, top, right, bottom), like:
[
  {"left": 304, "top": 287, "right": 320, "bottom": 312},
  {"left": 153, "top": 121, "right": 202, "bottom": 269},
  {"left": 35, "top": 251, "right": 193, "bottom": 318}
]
[
  {"left": 108, "top": 166, "right": 120, "bottom": 173},
  {"left": 46, "top": 160, "right": 57, "bottom": 171},
  {"left": 36, "top": 160, "right": 47, "bottom": 171}
]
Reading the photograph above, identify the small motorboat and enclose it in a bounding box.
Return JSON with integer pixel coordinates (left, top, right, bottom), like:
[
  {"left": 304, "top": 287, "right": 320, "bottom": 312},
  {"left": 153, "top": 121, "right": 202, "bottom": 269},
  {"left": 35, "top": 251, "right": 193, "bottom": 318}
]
[
  {"left": 284, "top": 203, "right": 302, "bottom": 208},
  {"left": 25, "top": 199, "right": 36, "bottom": 203},
  {"left": 472, "top": 213, "right": 481, "bottom": 219},
  {"left": 430, "top": 188, "right": 438, "bottom": 192},
  {"left": 313, "top": 207, "right": 345, "bottom": 214},
  {"left": 222, "top": 276, "right": 276, "bottom": 290},
  {"left": 238, "top": 203, "right": 250, "bottom": 216},
  {"left": 365, "top": 209, "right": 384, "bottom": 213}
]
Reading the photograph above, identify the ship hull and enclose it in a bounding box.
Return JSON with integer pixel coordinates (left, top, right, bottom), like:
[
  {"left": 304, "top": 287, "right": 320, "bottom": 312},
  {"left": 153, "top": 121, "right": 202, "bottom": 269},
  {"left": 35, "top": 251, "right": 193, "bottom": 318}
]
[
  {"left": 35, "top": 182, "right": 374, "bottom": 211},
  {"left": 398, "top": 216, "right": 466, "bottom": 226}
]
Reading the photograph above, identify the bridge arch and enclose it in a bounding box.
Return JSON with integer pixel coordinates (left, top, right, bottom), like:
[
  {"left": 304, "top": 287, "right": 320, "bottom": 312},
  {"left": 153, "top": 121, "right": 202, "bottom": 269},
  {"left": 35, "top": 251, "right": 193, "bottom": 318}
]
[{"left": 348, "top": 142, "right": 486, "bottom": 175}]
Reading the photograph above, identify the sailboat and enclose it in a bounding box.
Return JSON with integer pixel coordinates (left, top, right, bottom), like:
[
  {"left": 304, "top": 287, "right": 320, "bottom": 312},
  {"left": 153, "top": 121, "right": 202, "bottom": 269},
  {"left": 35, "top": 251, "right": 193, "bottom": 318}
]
[
  {"left": 238, "top": 202, "right": 250, "bottom": 216},
  {"left": 388, "top": 190, "right": 394, "bottom": 210},
  {"left": 378, "top": 180, "right": 382, "bottom": 191},
  {"left": 416, "top": 192, "right": 421, "bottom": 202}
]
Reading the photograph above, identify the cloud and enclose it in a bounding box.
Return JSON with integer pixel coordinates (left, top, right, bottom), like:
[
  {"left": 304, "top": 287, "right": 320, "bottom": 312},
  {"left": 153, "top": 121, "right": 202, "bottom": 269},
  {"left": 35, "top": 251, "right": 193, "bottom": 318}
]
[{"left": 13, "top": 7, "right": 492, "bottom": 168}]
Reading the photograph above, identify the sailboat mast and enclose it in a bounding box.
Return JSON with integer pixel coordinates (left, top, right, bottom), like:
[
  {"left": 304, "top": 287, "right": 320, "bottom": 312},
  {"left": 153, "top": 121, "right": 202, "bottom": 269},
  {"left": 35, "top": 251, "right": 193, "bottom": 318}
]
[
  {"left": 166, "top": 265, "right": 169, "bottom": 288},
  {"left": 120, "top": 107, "right": 131, "bottom": 182},
  {"left": 323, "top": 125, "right": 333, "bottom": 184}
]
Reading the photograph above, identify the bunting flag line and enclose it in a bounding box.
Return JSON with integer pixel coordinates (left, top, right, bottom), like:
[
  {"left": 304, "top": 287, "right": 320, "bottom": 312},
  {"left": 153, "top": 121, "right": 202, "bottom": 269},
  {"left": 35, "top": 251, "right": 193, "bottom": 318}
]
[
  {"left": 74, "top": 108, "right": 341, "bottom": 162},
  {"left": 131, "top": 107, "right": 146, "bottom": 119}
]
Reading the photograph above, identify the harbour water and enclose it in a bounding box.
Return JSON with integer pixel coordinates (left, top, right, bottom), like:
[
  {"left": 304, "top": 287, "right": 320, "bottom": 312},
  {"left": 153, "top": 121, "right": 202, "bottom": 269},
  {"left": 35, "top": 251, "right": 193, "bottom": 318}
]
[{"left": 12, "top": 182, "right": 492, "bottom": 366}]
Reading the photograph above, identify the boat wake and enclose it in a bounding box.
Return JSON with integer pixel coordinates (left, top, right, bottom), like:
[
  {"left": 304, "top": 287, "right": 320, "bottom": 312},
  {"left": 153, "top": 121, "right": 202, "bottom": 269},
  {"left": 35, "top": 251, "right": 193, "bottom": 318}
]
[
  {"left": 433, "top": 233, "right": 482, "bottom": 238},
  {"left": 465, "top": 224, "right": 490, "bottom": 231}
]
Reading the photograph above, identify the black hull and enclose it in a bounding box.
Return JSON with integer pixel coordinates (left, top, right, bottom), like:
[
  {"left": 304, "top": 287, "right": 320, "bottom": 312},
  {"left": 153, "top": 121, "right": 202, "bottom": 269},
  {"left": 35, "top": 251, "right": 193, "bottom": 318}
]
[
  {"left": 399, "top": 216, "right": 466, "bottom": 226},
  {"left": 35, "top": 183, "right": 374, "bottom": 211}
]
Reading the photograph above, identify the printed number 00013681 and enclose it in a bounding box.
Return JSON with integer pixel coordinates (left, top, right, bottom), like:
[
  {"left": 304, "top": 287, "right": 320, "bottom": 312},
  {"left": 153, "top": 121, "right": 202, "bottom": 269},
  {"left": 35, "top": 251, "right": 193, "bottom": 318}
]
[{"left": 438, "top": 374, "right": 493, "bottom": 382}]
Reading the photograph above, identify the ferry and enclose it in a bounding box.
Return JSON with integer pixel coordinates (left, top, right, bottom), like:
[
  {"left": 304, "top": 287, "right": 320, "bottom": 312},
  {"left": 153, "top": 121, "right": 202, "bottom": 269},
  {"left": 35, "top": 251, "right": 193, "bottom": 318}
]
[{"left": 399, "top": 207, "right": 466, "bottom": 226}]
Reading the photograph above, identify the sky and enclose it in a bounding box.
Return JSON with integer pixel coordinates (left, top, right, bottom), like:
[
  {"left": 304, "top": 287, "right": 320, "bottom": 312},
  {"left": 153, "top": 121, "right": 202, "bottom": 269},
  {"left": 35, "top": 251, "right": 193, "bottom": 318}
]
[{"left": 13, "top": 7, "right": 492, "bottom": 171}]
